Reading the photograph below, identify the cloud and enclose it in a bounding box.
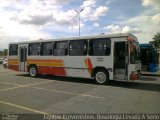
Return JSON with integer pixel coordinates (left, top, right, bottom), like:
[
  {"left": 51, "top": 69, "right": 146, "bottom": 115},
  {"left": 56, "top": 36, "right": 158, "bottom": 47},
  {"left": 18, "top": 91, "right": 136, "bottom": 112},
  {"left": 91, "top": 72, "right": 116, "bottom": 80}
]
[
  {"left": 30, "top": 0, "right": 71, "bottom": 6},
  {"left": 0, "top": 20, "right": 51, "bottom": 39},
  {"left": 93, "top": 6, "right": 108, "bottom": 19},
  {"left": 48, "top": 0, "right": 71, "bottom": 5},
  {"left": 141, "top": 0, "right": 160, "bottom": 10},
  {"left": 93, "top": 23, "right": 100, "bottom": 27},
  {"left": 103, "top": 25, "right": 121, "bottom": 33},
  {"left": 68, "top": 23, "right": 85, "bottom": 29},
  {"left": 0, "top": 2, "right": 52, "bottom": 49},
  {"left": 0, "top": 0, "right": 111, "bottom": 49},
  {"left": 127, "top": 13, "right": 160, "bottom": 25},
  {"left": 122, "top": 26, "right": 142, "bottom": 34},
  {"left": 81, "top": 0, "right": 96, "bottom": 8},
  {"left": 142, "top": 0, "right": 154, "bottom": 6},
  {"left": 81, "top": 6, "right": 108, "bottom": 20},
  {"left": 123, "top": 12, "right": 160, "bottom": 43},
  {"left": 20, "top": 14, "right": 53, "bottom": 25},
  {"left": 80, "top": 0, "right": 109, "bottom": 21},
  {"left": 2, "top": 0, "right": 75, "bottom": 27},
  {"left": 54, "top": 10, "right": 77, "bottom": 26},
  {"left": 152, "top": 13, "right": 160, "bottom": 24},
  {"left": 141, "top": 0, "right": 160, "bottom": 7},
  {"left": 103, "top": 24, "right": 142, "bottom": 34},
  {"left": 81, "top": 7, "right": 91, "bottom": 19},
  {"left": 0, "top": 28, "right": 51, "bottom": 50},
  {"left": 106, "top": 0, "right": 112, "bottom": 6}
]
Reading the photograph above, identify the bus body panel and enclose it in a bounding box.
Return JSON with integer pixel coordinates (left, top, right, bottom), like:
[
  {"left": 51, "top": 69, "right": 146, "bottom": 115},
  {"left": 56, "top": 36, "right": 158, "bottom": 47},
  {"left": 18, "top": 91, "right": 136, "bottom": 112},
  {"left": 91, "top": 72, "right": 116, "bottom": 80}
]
[
  {"left": 8, "top": 33, "right": 141, "bottom": 81},
  {"left": 8, "top": 56, "right": 19, "bottom": 71},
  {"left": 63, "top": 56, "right": 90, "bottom": 78}
]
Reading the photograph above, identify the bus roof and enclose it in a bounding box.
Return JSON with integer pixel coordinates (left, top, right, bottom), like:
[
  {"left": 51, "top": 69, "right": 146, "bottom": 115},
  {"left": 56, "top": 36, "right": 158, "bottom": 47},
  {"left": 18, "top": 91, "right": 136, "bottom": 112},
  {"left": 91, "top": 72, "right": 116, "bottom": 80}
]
[
  {"left": 140, "top": 43, "right": 156, "bottom": 50},
  {"left": 139, "top": 43, "right": 153, "bottom": 47},
  {"left": 9, "top": 33, "right": 137, "bottom": 44}
]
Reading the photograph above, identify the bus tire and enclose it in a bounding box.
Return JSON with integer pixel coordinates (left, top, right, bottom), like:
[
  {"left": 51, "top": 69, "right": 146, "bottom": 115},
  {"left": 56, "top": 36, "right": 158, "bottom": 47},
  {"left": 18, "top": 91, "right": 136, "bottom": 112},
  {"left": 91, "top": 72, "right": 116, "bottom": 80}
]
[
  {"left": 29, "top": 66, "right": 38, "bottom": 77},
  {"left": 94, "top": 69, "right": 109, "bottom": 85}
]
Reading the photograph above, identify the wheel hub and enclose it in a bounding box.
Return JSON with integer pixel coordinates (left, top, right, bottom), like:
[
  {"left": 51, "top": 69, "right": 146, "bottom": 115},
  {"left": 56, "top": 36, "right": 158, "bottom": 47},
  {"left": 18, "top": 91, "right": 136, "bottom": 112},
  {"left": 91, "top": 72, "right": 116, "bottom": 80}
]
[{"left": 96, "top": 72, "right": 106, "bottom": 83}]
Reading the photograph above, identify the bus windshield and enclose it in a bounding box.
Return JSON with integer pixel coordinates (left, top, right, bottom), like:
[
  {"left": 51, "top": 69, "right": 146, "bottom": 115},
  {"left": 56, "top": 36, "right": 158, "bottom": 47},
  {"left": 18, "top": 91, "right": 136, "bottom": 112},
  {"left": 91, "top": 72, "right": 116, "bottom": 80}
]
[{"left": 129, "top": 41, "right": 141, "bottom": 64}]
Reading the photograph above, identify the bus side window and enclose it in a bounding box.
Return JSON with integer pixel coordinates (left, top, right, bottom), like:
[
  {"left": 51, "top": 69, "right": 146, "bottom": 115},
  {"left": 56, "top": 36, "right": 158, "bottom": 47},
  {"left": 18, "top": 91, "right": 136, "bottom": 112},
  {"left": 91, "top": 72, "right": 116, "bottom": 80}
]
[
  {"left": 83, "top": 41, "right": 88, "bottom": 55},
  {"left": 9, "top": 44, "right": 18, "bottom": 56},
  {"left": 69, "top": 40, "right": 87, "bottom": 56},
  {"left": 53, "top": 41, "right": 68, "bottom": 56},
  {"left": 41, "top": 42, "right": 53, "bottom": 56},
  {"left": 28, "top": 43, "right": 40, "bottom": 56},
  {"left": 89, "top": 38, "right": 111, "bottom": 56}
]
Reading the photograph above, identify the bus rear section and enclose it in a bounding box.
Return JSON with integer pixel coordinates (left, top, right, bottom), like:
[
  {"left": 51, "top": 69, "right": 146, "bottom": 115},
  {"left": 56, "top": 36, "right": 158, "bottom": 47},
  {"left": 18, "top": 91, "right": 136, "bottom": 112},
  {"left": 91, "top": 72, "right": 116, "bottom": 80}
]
[{"left": 8, "top": 44, "right": 19, "bottom": 71}]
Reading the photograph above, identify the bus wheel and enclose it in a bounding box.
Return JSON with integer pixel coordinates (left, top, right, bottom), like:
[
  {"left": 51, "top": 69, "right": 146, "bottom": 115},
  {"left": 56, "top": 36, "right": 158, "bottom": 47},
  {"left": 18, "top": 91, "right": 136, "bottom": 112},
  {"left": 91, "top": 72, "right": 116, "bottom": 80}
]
[
  {"left": 94, "top": 69, "right": 109, "bottom": 84},
  {"left": 29, "top": 66, "right": 38, "bottom": 77}
]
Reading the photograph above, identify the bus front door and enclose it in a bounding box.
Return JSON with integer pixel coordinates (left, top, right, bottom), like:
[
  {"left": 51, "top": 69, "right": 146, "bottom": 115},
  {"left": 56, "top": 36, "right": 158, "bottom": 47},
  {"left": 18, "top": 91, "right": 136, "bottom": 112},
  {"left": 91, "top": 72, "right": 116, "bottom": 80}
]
[
  {"left": 19, "top": 46, "right": 27, "bottom": 71},
  {"left": 114, "top": 42, "right": 128, "bottom": 80}
]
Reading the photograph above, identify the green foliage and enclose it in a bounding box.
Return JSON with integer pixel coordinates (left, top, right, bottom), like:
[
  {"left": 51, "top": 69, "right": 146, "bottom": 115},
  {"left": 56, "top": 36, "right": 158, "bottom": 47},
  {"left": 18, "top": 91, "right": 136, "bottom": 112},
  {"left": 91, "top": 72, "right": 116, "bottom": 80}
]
[
  {"left": 0, "top": 51, "right": 3, "bottom": 56},
  {"left": 3, "top": 49, "right": 8, "bottom": 56},
  {"left": 152, "top": 32, "right": 160, "bottom": 48},
  {"left": 0, "top": 49, "right": 8, "bottom": 56}
]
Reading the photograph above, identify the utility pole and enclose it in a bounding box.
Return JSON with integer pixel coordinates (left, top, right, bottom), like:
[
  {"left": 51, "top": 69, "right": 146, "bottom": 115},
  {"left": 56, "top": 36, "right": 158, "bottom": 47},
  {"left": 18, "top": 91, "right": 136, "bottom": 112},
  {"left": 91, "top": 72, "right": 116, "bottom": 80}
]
[{"left": 75, "top": 8, "right": 84, "bottom": 36}]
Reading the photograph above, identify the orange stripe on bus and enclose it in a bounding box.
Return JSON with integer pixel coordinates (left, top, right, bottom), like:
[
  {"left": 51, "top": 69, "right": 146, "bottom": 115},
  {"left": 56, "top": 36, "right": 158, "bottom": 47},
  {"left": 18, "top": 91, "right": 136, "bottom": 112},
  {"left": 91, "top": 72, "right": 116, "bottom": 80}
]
[
  {"left": 26, "top": 59, "right": 65, "bottom": 67},
  {"left": 85, "top": 58, "right": 93, "bottom": 75},
  {"left": 27, "top": 59, "right": 63, "bottom": 63},
  {"left": 8, "top": 59, "right": 19, "bottom": 65},
  {"left": 27, "top": 63, "right": 64, "bottom": 67},
  {"left": 8, "top": 59, "right": 18, "bottom": 61}
]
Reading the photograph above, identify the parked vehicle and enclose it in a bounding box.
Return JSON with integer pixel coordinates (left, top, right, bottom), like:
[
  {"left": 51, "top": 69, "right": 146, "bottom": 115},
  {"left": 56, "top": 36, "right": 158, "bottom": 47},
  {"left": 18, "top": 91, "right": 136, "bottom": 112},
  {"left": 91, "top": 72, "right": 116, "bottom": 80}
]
[
  {"left": 3, "top": 58, "right": 8, "bottom": 68},
  {"left": 140, "top": 44, "right": 158, "bottom": 72},
  {"left": 0, "top": 58, "right": 4, "bottom": 64},
  {"left": 8, "top": 33, "right": 141, "bottom": 84}
]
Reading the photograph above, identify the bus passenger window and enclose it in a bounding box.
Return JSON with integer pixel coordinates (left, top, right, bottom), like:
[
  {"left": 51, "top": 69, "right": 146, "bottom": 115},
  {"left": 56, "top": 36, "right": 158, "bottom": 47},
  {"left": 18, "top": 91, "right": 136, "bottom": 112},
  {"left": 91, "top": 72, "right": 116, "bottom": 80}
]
[
  {"left": 53, "top": 42, "right": 68, "bottom": 56},
  {"left": 28, "top": 43, "right": 40, "bottom": 56},
  {"left": 69, "top": 40, "right": 88, "bottom": 56},
  {"left": 9, "top": 44, "right": 18, "bottom": 56},
  {"left": 41, "top": 42, "right": 53, "bottom": 56},
  {"left": 89, "top": 38, "right": 111, "bottom": 56}
]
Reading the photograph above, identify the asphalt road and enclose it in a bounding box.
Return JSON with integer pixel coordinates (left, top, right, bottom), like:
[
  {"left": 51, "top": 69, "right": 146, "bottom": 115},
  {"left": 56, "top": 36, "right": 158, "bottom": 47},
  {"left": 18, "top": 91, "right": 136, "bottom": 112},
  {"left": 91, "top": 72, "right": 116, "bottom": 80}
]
[{"left": 0, "top": 65, "right": 160, "bottom": 114}]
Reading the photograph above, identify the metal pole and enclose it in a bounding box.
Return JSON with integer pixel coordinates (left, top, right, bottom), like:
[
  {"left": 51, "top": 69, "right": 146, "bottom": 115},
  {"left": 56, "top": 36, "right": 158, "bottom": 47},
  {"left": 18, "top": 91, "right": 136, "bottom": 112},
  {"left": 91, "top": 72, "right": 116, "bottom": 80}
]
[
  {"left": 75, "top": 8, "right": 84, "bottom": 36},
  {"left": 79, "top": 13, "right": 80, "bottom": 36}
]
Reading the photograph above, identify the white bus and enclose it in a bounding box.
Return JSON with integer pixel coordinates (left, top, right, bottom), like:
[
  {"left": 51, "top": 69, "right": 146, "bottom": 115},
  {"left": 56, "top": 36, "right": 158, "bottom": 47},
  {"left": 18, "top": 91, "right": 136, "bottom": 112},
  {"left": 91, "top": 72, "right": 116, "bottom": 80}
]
[{"left": 8, "top": 33, "right": 141, "bottom": 84}]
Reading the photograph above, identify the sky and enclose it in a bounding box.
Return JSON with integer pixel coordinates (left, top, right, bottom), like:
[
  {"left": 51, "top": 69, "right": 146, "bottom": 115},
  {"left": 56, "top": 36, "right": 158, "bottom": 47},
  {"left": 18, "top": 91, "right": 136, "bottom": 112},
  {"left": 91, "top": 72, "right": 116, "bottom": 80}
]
[{"left": 0, "top": 0, "right": 160, "bottom": 50}]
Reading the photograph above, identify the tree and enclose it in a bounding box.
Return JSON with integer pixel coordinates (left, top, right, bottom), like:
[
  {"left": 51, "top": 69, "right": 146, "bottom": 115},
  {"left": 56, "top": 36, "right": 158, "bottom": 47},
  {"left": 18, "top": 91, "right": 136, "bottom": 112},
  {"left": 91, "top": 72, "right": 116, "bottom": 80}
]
[
  {"left": 151, "top": 32, "right": 160, "bottom": 65},
  {"left": 3, "top": 49, "right": 8, "bottom": 56},
  {"left": 0, "top": 51, "right": 3, "bottom": 56},
  {"left": 152, "top": 32, "right": 160, "bottom": 48}
]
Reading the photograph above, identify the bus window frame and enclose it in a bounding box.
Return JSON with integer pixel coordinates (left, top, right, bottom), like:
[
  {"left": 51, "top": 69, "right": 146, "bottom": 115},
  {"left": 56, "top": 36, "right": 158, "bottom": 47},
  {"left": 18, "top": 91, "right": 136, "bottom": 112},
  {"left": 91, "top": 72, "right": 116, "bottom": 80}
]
[
  {"left": 69, "top": 40, "right": 88, "bottom": 56},
  {"left": 89, "top": 38, "right": 111, "bottom": 56},
  {"left": 129, "top": 41, "right": 141, "bottom": 64},
  {"left": 53, "top": 41, "right": 69, "bottom": 56},
  {"left": 28, "top": 43, "right": 41, "bottom": 56},
  {"left": 9, "top": 44, "right": 18, "bottom": 56},
  {"left": 40, "top": 42, "right": 53, "bottom": 56}
]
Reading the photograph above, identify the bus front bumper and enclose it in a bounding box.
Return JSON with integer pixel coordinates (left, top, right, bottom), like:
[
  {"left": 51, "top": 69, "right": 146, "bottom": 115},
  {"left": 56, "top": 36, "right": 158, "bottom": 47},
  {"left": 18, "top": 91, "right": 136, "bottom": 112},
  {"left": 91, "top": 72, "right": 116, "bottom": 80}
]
[{"left": 130, "top": 71, "right": 141, "bottom": 80}]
